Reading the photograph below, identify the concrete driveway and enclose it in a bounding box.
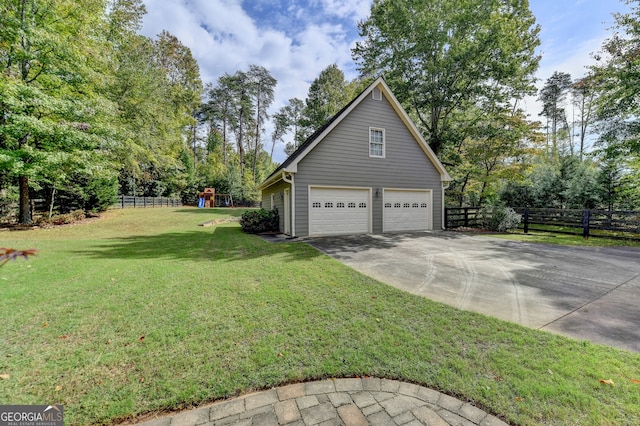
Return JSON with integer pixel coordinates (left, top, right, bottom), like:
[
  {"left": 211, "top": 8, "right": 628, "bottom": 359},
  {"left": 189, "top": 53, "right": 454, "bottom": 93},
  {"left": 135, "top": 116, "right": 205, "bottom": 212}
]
[{"left": 307, "top": 232, "right": 640, "bottom": 353}]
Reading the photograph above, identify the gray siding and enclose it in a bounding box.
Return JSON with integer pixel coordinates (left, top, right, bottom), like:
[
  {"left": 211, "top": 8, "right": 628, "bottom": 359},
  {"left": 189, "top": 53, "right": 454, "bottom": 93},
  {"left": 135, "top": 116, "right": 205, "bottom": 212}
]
[
  {"left": 260, "top": 180, "right": 291, "bottom": 233},
  {"left": 294, "top": 92, "right": 443, "bottom": 237}
]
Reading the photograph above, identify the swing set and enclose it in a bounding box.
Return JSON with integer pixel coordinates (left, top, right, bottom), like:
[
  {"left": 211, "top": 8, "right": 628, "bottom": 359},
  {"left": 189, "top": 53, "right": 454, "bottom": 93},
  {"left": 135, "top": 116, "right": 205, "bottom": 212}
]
[{"left": 197, "top": 188, "right": 235, "bottom": 208}]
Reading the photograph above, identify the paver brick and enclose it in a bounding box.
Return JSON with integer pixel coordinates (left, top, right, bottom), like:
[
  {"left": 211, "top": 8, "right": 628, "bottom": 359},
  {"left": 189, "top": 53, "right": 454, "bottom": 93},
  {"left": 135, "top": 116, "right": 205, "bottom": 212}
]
[
  {"left": 361, "top": 403, "right": 382, "bottom": 417},
  {"left": 460, "top": 403, "right": 488, "bottom": 423},
  {"left": 171, "top": 408, "right": 209, "bottom": 426},
  {"left": 417, "top": 386, "right": 441, "bottom": 404},
  {"left": 277, "top": 383, "right": 306, "bottom": 401},
  {"left": 210, "top": 400, "right": 245, "bottom": 421},
  {"left": 305, "top": 380, "right": 336, "bottom": 395},
  {"left": 365, "top": 409, "right": 395, "bottom": 425},
  {"left": 380, "top": 379, "right": 400, "bottom": 393},
  {"left": 437, "top": 393, "right": 464, "bottom": 412},
  {"left": 296, "top": 395, "right": 320, "bottom": 410},
  {"left": 480, "top": 414, "right": 510, "bottom": 426},
  {"left": 380, "top": 395, "right": 419, "bottom": 418},
  {"left": 392, "top": 410, "right": 416, "bottom": 425},
  {"left": 244, "top": 389, "right": 279, "bottom": 411},
  {"left": 334, "top": 378, "right": 363, "bottom": 392},
  {"left": 337, "top": 404, "right": 368, "bottom": 426},
  {"left": 351, "top": 391, "right": 377, "bottom": 408},
  {"left": 361, "top": 377, "right": 381, "bottom": 391},
  {"left": 141, "top": 417, "right": 170, "bottom": 426},
  {"left": 398, "top": 382, "right": 420, "bottom": 398},
  {"left": 328, "top": 392, "right": 353, "bottom": 407},
  {"left": 250, "top": 410, "right": 278, "bottom": 426},
  {"left": 412, "top": 406, "right": 449, "bottom": 426},
  {"left": 275, "top": 400, "right": 301, "bottom": 424},
  {"left": 300, "top": 402, "right": 338, "bottom": 425}
]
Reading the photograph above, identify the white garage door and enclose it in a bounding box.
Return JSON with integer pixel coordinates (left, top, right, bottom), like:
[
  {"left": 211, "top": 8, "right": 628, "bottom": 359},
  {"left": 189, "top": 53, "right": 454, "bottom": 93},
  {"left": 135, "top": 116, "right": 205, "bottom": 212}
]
[
  {"left": 383, "top": 189, "right": 432, "bottom": 232},
  {"left": 309, "top": 187, "right": 370, "bottom": 236}
]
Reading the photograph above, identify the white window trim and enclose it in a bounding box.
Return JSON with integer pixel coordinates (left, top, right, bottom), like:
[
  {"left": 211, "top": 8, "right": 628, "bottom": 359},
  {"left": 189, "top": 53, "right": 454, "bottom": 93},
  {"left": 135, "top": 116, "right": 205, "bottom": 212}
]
[{"left": 369, "top": 127, "right": 385, "bottom": 158}]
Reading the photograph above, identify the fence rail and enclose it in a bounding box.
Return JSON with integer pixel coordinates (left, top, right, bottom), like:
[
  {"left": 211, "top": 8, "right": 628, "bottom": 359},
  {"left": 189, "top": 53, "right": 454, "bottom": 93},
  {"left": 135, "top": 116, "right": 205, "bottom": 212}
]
[
  {"left": 513, "top": 207, "right": 640, "bottom": 239},
  {"left": 444, "top": 207, "right": 484, "bottom": 228},
  {"left": 112, "top": 196, "right": 183, "bottom": 209},
  {"left": 445, "top": 207, "right": 640, "bottom": 240}
]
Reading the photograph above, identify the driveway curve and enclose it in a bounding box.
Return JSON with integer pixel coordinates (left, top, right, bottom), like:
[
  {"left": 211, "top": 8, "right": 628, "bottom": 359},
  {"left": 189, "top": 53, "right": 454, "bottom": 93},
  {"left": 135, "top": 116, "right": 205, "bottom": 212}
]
[{"left": 307, "top": 232, "right": 640, "bottom": 353}]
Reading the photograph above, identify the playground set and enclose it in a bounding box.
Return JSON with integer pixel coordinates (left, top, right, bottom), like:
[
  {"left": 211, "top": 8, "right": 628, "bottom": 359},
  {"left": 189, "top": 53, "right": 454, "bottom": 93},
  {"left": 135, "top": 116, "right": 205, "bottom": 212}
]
[{"left": 197, "top": 188, "right": 235, "bottom": 208}]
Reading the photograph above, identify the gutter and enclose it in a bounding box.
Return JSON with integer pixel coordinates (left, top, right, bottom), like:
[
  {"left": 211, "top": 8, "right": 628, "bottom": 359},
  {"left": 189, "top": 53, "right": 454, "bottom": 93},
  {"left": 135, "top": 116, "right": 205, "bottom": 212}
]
[
  {"left": 441, "top": 180, "right": 450, "bottom": 230},
  {"left": 282, "top": 171, "right": 296, "bottom": 237}
]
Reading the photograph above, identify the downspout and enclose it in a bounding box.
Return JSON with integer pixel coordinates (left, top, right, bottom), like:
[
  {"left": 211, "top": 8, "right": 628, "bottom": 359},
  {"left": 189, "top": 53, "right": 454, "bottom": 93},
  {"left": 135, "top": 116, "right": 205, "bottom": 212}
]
[
  {"left": 282, "top": 171, "right": 296, "bottom": 237},
  {"left": 441, "top": 181, "right": 450, "bottom": 230}
]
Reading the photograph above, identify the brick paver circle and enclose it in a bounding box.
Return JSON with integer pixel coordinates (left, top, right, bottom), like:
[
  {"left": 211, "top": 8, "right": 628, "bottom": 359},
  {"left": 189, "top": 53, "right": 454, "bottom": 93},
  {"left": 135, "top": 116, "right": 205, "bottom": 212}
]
[{"left": 133, "top": 378, "right": 509, "bottom": 426}]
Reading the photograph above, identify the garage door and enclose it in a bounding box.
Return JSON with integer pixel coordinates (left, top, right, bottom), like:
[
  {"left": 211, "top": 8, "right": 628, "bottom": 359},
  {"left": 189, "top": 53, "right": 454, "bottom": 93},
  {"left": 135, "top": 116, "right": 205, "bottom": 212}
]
[
  {"left": 383, "top": 189, "right": 431, "bottom": 232},
  {"left": 309, "top": 187, "right": 370, "bottom": 236}
]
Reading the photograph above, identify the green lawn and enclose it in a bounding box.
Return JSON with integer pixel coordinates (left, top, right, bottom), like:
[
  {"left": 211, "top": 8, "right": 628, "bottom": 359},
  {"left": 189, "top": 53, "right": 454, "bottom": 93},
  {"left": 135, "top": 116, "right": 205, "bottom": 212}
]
[
  {"left": 1, "top": 208, "right": 640, "bottom": 425},
  {"left": 495, "top": 227, "right": 640, "bottom": 247}
]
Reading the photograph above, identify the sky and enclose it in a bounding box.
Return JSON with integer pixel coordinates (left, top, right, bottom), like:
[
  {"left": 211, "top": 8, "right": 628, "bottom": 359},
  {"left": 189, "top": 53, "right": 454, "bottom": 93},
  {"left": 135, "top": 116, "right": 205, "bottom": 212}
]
[{"left": 140, "top": 0, "right": 632, "bottom": 162}]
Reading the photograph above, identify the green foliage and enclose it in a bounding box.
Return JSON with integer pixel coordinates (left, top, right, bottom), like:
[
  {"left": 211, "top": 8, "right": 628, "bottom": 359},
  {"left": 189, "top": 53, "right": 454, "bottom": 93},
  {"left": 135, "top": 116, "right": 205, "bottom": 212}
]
[
  {"left": 480, "top": 206, "right": 521, "bottom": 232},
  {"left": 240, "top": 208, "right": 279, "bottom": 233},
  {"left": 354, "top": 0, "right": 540, "bottom": 156}
]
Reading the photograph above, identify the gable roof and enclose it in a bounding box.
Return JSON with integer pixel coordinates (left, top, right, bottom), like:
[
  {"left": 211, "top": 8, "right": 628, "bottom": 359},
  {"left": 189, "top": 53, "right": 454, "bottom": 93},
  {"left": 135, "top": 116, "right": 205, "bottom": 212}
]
[{"left": 258, "top": 77, "right": 451, "bottom": 190}]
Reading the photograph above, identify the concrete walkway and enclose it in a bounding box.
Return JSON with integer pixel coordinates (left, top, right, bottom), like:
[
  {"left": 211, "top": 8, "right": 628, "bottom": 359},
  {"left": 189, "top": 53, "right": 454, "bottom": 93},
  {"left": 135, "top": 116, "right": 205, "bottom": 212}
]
[{"left": 135, "top": 378, "right": 507, "bottom": 426}]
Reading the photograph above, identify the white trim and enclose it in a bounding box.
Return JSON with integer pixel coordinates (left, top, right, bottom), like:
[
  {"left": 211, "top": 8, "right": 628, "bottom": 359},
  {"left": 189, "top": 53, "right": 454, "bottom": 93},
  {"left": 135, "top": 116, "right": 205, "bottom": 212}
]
[
  {"left": 308, "top": 185, "right": 372, "bottom": 236},
  {"left": 382, "top": 188, "right": 433, "bottom": 233},
  {"left": 282, "top": 172, "right": 295, "bottom": 237},
  {"left": 284, "top": 187, "right": 291, "bottom": 235},
  {"left": 369, "top": 127, "right": 385, "bottom": 158}
]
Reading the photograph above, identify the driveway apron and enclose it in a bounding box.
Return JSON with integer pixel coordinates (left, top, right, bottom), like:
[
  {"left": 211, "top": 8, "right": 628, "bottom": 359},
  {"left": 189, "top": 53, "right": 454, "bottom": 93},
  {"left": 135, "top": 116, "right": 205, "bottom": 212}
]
[{"left": 307, "top": 232, "right": 640, "bottom": 353}]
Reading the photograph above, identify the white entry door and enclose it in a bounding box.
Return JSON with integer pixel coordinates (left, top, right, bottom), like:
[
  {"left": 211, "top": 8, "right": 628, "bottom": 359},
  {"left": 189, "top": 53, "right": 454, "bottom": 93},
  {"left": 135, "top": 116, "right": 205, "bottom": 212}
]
[
  {"left": 383, "top": 189, "right": 432, "bottom": 232},
  {"left": 309, "top": 187, "right": 371, "bottom": 236}
]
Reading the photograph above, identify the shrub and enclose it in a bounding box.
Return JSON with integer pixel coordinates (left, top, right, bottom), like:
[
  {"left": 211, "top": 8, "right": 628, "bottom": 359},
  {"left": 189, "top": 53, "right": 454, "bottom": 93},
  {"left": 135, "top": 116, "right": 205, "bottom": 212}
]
[
  {"left": 480, "top": 206, "right": 521, "bottom": 232},
  {"left": 240, "top": 208, "right": 279, "bottom": 234}
]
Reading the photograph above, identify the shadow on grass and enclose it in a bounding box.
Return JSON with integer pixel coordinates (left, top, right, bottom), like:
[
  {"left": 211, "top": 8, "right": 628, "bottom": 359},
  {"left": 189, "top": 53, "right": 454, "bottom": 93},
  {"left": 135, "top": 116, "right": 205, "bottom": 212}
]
[
  {"left": 76, "top": 226, "right": 321, "bottom": 263},
  {"left": 172, "top": 207, "right": 253, "bottom": 217}
]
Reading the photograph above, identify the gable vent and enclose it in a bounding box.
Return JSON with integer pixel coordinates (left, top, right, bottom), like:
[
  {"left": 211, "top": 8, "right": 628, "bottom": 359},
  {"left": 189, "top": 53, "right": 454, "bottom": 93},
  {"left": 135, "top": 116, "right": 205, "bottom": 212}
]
[{"left": 372, "top": 88, "right": 382, "bottom": 101}]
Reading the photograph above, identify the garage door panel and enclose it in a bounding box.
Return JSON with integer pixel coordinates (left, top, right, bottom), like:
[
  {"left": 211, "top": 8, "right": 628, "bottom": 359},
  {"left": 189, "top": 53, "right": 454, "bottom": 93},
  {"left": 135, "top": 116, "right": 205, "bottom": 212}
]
[
  {"left": 383, "top": 189, "right": 431, "bottom": 232},
  {"left": 310, "top": 188, "right": 370, "bottom": 236}
]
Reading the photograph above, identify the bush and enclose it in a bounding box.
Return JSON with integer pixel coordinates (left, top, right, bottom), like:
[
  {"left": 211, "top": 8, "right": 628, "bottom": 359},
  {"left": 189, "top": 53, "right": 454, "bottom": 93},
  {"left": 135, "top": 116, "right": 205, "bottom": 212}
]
[
  {"left": 480, "top": 206, "right": 521, "bottom": 232},
  {"left": 240, "top": 208, "right": 279, "bottom": 234}
]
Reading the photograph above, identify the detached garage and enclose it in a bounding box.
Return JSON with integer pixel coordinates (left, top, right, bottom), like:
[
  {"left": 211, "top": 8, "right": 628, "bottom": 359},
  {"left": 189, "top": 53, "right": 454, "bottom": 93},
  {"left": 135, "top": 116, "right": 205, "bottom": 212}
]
[{"left": 258, "top": 77, "right": 451, "bottom": 237}]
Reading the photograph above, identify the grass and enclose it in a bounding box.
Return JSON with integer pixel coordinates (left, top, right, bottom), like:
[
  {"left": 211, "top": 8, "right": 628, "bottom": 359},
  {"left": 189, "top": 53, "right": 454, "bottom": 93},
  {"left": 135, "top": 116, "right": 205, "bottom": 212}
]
[
  {"left": 1, "top": 208, "right": 640, "bottom": 425},
  {"left": 493, "top": 226, "right": 640, "bottom": 247}
]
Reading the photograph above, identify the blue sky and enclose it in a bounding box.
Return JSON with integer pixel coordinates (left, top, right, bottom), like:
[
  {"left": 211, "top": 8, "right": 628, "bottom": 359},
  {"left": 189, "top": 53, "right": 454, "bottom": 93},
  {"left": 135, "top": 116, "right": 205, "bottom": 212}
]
[{"left": 140, "top": 0, "right": 631, "bottom": 161}]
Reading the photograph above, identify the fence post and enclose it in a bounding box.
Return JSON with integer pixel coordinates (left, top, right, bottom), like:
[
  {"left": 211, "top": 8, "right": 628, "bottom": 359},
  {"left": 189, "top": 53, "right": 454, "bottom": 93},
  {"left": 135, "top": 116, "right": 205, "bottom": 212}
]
[
  {"left": 464, "top": 208, "right": 469, "bottom": 227},
  {"left": 121, "top": 195, "right": 124, "bottom": 209},
  {"left": 444, "top": 208, "right": 449, "bottom": 229},
  {"left": 583, "top": 209, "right": 590, "bottom": 239},
  {"left": 524, "top": 208, "right": 529, "bottom": 234}
]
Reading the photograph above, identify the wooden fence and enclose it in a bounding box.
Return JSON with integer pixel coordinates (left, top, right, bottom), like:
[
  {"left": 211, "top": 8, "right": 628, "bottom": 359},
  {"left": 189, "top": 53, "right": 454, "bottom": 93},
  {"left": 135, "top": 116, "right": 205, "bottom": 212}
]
[
  {"left": 112, "top": 195, "right": 183, "bottom": 209},
  {"left": 445, "top": 207, "right": 640, "bottom": 240},
  {"left": 513, "top": 207, "right": 640, "bottom": 239},
  {"left": 444, "top": 207, "right": 484, "bottom": 228}
]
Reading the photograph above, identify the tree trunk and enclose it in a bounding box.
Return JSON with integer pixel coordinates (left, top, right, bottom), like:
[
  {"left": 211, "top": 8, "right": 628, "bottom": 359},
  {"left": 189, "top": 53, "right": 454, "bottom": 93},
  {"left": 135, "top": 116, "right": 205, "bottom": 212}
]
[
  {"left": 48, "top": 185, "right": 56, "bottom": 219},
  {"left": 19, "top": 175, "right": 31, "bottom": 224}
]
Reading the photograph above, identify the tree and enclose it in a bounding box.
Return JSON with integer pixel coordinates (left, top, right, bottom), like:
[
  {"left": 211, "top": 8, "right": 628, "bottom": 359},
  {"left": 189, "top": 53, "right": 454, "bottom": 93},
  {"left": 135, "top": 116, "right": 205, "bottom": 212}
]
[
  {"left": 353, "top": 0, "right": 541, "bottom": 156},
  {"left": 272, "top": 98, "right": 305, "bottom": 157},
  {"left": 591, "top": 0, "right": 640, "bottom": 156},
  {"left": 538, "top": 71, "right": 572, "bottom": 153},
  {"left": 571, "top": 75, "right": 596, "bottom": 159},
  {"left": 300, "top": 64, "right": 351, "bottom": 136},
  {"left": 246, "top": 65, "right": 276, "bottom": 182},
  {"left": 0, "top": 0, "right": 117, "bottom": 223}
]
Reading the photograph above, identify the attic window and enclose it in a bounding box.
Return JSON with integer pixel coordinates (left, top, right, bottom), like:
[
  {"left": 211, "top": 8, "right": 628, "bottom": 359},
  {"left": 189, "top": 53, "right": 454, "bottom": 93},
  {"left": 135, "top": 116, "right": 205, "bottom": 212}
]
[
  {"left": 369, "top": 127, "right": 385, "bottom": 158},
  {"left": 372, "top": 88, "right": 382, "bottom": 101}
]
